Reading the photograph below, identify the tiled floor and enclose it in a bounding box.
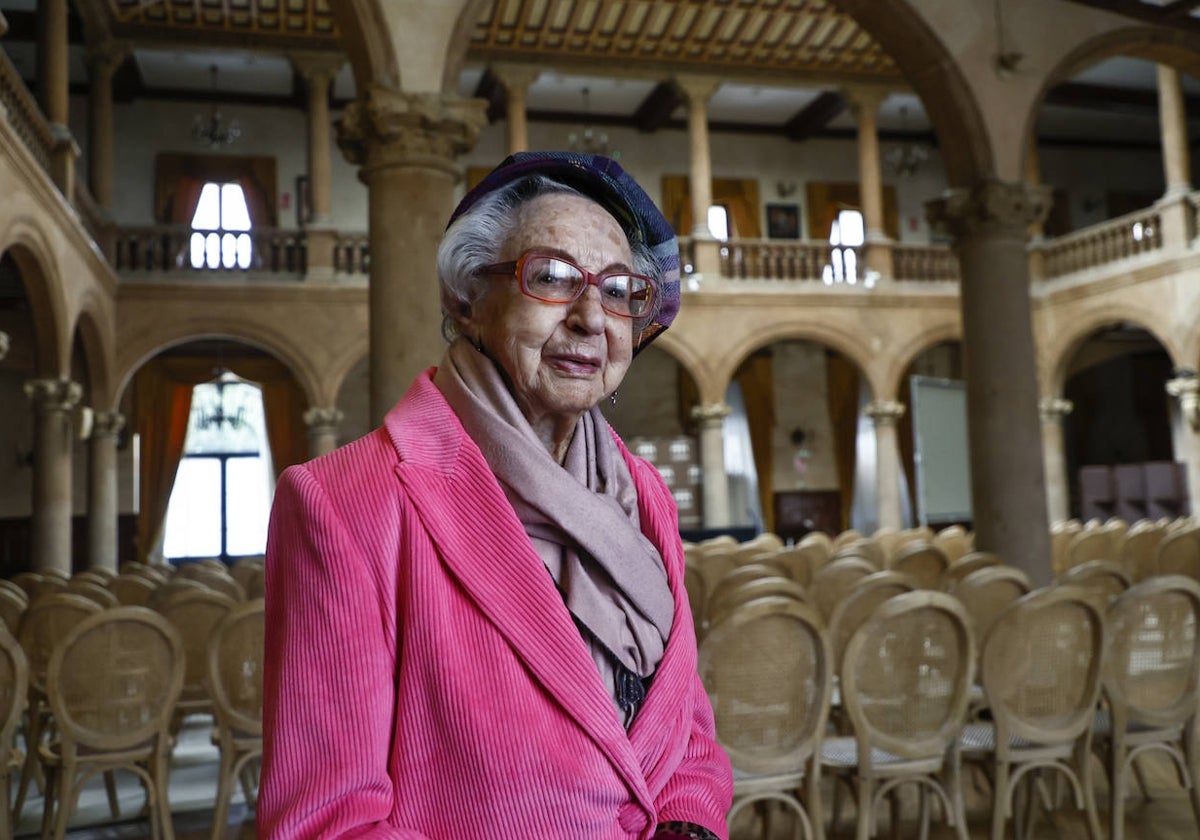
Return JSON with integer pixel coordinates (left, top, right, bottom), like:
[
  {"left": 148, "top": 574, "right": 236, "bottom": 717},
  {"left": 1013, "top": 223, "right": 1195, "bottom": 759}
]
[{"left": 12, "top": 724, "right": 1199, "bottom": 839}]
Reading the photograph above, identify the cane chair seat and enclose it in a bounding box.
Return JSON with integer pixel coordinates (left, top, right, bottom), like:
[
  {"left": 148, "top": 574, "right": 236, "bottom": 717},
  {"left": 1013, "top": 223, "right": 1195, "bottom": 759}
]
[
  {"left": 962, "top": 585, "right": 1106, "bottom": 840},
  {"left": 207, "top": 600, "right": 265, "bottom": 839},
  {"left": 810, "top": 556, "right": 877, "bottom": 624},
  {"left": 819, "top": 591, "right": 976, "bottom": 840},
  {"left": 1, "top": 624, "right": 28, "bottom": 840},
  {"left": 699, "top": 598, "right": 830, "bottom": 840},
  {"left": 1092, "top": 575, "right": 1200, "bottom": 840},
  {"left": 39, "top": 606, "right": 184, "bottom": 840},
  {"left": 887, "top": 541, "right": 950, "bottom": 589}
]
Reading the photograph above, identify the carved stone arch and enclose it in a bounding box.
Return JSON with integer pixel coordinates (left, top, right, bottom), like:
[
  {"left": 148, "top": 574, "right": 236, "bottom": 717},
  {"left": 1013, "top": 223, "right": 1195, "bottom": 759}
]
[
  {"left": 444, "top": 0, "right": 493, "bottom": 93},
  {"left": 331, "top": 0, "right": 403, "bottom": 94},
  {"left": 883, "top": 321, "right": 965, "bottom": 399},
  {"left": 643, "top": 330, "right": 712, "bottom": 410},
  {"left": 830, "top": 0, "right": 994, "bottom": 185},
  {"left": 114, "top": 321, "right": 321, "bottom": 410},
  {"left": 325, "top": 337, "right": 372, "bottom": 410},
  {"left": 0, "top": 219, "right": 68, "bottom": 379},
  {"left": 71, "top": 292, "right": 117, "bottom": 410},
  {"left": 717, "top": 320, "right": 878, "bottom": 404},
  {"left": 1044, "top": 306, "right": 1178, "bottom": 398}
]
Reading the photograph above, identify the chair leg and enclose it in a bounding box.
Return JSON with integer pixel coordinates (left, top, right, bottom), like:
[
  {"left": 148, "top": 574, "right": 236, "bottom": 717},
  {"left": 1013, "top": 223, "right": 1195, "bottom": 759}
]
[
  {"left": 807, "top": 758, "right": 827, "bottom": 840},
  {"left": 210, "top": 747, "right": 236, "bottom": 840},
  {"left": 154, "top": 750, "right": 177, "bottom": 840},
  {"left": 990, "top": 761, "right": 1010, "bottom": 840},
  {"left": 14, "top": 709, "right": 45, "bottom": 818},
  {"left": 104, "top": 770, "right": 122, "bottom": 817},
  {"left": 1109, "top": 750, "right": 1127, "bottom": 840},
  {"left": 856, "top": 777, "right": 873, "bottom": 840},
  {"left": 1078, "top": 742, "right": 1104, "bottom": 840},
  {"left": 1131, "top": 756, "right": 1153, "bottom": 802}
]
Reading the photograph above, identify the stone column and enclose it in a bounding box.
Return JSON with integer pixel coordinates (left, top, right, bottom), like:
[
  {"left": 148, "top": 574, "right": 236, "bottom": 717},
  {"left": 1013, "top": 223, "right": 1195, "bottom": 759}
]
[
  {"left": 691, "top": 402, "right": 732, "bottom": 528},
  {"left": 304, "top": 406, "right": 344, "bottom": 458},
  {"left": 292, "top": 53, "right": 345, "bottom": 278},
  {"left": 928, "top": 180, "right": 1054, "bottom": 586},
  {"left": 1166, "top": 373, "right": 1200, "bottom": 513},
  {"left": 38, "top": 0, "right": 77, "bottom": 199},
  {"left": 845, "top": 87, "right": 892, "bottom": 279},
  {"left": 87, "top": 410, "right": 124, "bottom": 573},
  {"left": 86, "top": 42, "right": 127, "bottom": 210},
  {"left": 25, "top": 379, "right": 82, "bottom": 576},
  {"left": 1156, "top": 64, "right": 1195, "bottom": 248},
  {"left": 674, "top": 76, "right": 722, "bottom": 279},
  {"left": 491, "top": 63, "right": 540, "bottom": 155},
  {"left": 1039, "top": 397, "right": 1073, "bottom": 525},
  {"left": 338, "top": 88, "right": 486, "bottom": 424},
  {"left": 1024, "top": 136, "right": 1046, "bottom": 281},
  {"left": 866, "top": 399, "right": 906, "bottom": 531}
]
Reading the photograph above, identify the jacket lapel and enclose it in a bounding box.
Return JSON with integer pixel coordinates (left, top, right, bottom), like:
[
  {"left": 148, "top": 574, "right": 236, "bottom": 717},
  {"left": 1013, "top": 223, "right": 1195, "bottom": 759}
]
[{"left": 384, "top": 373, "right": 653, "bottom": 800}]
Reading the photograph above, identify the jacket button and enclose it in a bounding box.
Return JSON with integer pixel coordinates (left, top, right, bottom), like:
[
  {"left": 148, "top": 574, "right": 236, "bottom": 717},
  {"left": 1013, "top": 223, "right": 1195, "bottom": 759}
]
[{"left": 617, "top": 802, "right": 645, "bottom": 834}]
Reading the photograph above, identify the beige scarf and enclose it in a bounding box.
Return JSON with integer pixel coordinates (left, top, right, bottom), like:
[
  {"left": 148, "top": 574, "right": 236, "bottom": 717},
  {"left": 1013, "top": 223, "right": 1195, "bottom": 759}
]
[{"left": 434, "top": 338, "right": 675, "bottom": 726}]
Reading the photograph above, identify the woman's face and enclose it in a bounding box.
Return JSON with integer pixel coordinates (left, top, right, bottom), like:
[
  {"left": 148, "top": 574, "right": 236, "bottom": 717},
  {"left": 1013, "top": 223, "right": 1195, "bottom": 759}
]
[{"left": 461, "top": 192, "right": 636, "bottom": 444}]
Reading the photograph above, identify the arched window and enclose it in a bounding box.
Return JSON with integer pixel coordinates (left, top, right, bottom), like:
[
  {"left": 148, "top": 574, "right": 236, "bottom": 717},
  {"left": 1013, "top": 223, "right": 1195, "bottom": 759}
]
[
  {"left": 162, "top": 372, "right": 273, "bottom": 562},
  {"left": 189, "top": 182, "right": 253, "bottom": 270}
]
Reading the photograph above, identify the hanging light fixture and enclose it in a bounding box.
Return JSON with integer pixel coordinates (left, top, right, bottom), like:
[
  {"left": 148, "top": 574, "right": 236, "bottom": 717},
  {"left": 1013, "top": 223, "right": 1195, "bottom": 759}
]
[
  {"left": 195, "top": 370, "right": 250, "bottom": 431},
  {"left": 192, "top": 64, "right": 241, "bottom": 149},
  {"left": 883, "top": 105, "right": 928, "bottom": 178},
  {"left": 567, "top": 86, "right": 617, "bottom": 159}
]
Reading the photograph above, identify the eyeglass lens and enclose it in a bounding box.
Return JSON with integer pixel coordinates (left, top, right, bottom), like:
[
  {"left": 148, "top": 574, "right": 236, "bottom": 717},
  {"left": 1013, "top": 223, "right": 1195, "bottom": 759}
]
[{"left": 522, "top": 256, "right": 653, "bottom": 318}]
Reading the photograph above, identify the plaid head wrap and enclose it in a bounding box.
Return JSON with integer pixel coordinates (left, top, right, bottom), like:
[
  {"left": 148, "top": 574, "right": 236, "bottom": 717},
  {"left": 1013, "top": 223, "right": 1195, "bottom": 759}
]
[{"left": 448, "top": 151, "right": 680, "bottom": 355}]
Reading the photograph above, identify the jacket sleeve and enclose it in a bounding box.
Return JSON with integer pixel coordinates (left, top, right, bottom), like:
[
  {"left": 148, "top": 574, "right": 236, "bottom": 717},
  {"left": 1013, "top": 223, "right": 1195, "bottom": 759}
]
[{"left": 258, "top": 464, "right": 429, "bottom": 840}]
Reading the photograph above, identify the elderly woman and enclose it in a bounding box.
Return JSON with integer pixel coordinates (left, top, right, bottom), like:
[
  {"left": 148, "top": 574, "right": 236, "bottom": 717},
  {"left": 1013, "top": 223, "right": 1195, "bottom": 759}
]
[{"left": 259, "top": 152, "right": 732, "bottom": 840}]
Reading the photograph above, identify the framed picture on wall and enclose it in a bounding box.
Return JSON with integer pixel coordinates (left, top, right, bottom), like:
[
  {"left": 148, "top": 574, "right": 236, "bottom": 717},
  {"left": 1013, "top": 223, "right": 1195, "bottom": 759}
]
[{"left": 766, "top": 203, "right": 800, "bottom": 239}]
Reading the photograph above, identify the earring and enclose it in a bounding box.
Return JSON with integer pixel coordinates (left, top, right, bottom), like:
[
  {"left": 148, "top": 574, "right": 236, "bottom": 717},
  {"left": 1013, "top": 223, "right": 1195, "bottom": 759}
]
[{"left": 609, "top": 392, "right": 618, "bottom": 406}]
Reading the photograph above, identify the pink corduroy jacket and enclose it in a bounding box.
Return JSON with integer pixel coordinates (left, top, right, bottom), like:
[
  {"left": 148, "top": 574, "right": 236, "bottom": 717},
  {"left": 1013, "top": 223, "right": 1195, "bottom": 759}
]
[{"left": 259, "top": 370, "right": 733, "bottom": 840}]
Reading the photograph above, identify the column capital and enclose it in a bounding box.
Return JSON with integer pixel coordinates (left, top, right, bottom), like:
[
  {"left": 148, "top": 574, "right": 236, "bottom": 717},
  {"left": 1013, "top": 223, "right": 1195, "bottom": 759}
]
[
  {"left": 24, "top": 378, "right": 82, "bottom": 412},
  {"left": 337, "top": 87, "right": 487, "bottom": 177},
  {"left": 1167, "top": 373, "right": 1200, "bottom": 430},
  {"left": 672, "top": 74, "right": 721, "bottom": 105},
  {"left": 841, "top": 85, "right": 889, "bottom": 114},
  {"left": 865, "top": 399, "right": 906, "bottom": 424},
  {"left": 1038, "top": 396, "right": 1074, "bottom": 422},
  {"left": 690, "top": 402, "right": 732, "bottom": 424},
  {"left": 0, "top": 330, "right": 8, "bottom": 362},
  {"left": 91, "top": 410, "right": 125, "bottom": 438},
  {"left": 84, "top": 39, "right": 130, "bottom": 77},
  {"left": 926, "top": 179, "right": 1053, "bottom": 241},
  {"left": 303, "top": 406, "right": 345, "bottom": 430},
  {"left": 289, "top": 50, "right": 346, "bottom": 87},
  {"left": 489, "top": 62, "right": 541, "bottom": 93}
]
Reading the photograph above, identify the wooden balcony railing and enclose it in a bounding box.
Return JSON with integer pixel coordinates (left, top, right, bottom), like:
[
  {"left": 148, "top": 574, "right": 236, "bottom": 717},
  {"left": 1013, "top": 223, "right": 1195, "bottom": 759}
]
[
  {"left": 113, "top": 226, "right": 308, "bottom": 276},
  {"left": 721, "top": 239, "right": 844, "bottom": 282},
  {"left": 892, "top": 242, "right": 961, "bottom": 282},
  {"left": 333, "top": 231, "right": 369, "bottom": 274},
  {"left": 1039, "top": 205, "right": 1163, "bottom": 279},
  {"left": 0, "top": 48, "right": 54, "bottom": 173}
]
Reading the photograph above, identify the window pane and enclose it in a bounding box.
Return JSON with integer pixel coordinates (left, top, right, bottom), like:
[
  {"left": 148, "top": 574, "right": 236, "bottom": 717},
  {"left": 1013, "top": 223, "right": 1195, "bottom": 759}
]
[
  {"left": 838, "top": 210, "right": 865, "bottom": 246},
  {"left": 221, "top": 183, "right": 252, "bottom": 231},
  {"left": 191, "top": 183, "right": 221, "bottom": 230},
  {"left": 707, "top": 205, "right": 729, "bottom": 241},
  {"left": 221, "top": 232, "right": 238, "bottom": 269},
  {"left": 225, "top": 456, "right": 271, "bottom": 556},
  {"left": 205, "top": 232, "right": 220, "bottom": 268},
  {"left": 190, "top": 232, "right": 207, "bottom": 269},
  {"left": 236, "top": 233, "right": 253, "bottom": 269},
  {"left": 163, "top": 458, "right": 222, "bottom": 559}
]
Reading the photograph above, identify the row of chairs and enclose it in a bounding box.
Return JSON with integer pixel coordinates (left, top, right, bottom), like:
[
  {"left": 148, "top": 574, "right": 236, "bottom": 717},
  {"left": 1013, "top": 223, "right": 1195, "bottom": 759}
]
[
  {"left": 1, "top": 562, "right": 265, "bottom": 840},
  {"left": 700, "top": 573, "right": 1200, "bottom": 840},
  {"left": 1053, "top": 516, "right": 1200, "bottom": 581}
]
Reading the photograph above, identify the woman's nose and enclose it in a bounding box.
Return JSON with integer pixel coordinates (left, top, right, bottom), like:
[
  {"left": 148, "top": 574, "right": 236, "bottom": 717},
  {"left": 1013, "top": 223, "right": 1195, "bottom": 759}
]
[{"left": 566, "top": 284, "right": 607, "bottom": 334}]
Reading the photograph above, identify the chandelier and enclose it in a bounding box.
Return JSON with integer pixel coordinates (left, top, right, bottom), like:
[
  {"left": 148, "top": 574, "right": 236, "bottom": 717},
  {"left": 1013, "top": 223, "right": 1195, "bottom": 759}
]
[
  {"left": 193, "top": 64, "right": 241, "bottom": 149},
  {"left": 568, "top": 87, "right": 617, "bottom": 159},
  {"left": 883, "top": 106, "right": 927, "bottom": 178},
  {"left": 195, "top": 370, "right": 249, "bottom": 432}
]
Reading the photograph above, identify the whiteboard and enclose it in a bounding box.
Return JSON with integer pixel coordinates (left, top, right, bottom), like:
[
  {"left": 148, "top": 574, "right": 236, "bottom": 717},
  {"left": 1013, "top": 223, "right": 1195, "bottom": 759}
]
[{"left": 910, "top": 376, "right": 973, "bottom": 525}]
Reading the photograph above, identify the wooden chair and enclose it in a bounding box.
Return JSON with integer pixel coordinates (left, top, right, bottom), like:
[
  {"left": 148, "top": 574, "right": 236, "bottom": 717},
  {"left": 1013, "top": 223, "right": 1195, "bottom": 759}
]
[
  {"left": 0, "top": 623, "right": 28, "bottom": 840},
  {"left": 810, "top": 556, "right": 877, "bottom": 624},
  {"left": 40, "top": 606, "right": 184, "bottom": 840},
  {"left": 960, "top": 586, "right": 1105, "bottom": 840},
  {"left": 831, "top": 538, "right": 884, "bottom": 570},
  {"left": 1059, "top": 559, "right": 1131, "bottom": 608},
  {"left": 826, "top": 571, "right": 917, "bottom": 671},
  {"left": 1156, "top": 528, "right": 1200, "bottom": 581},
  {"left": 949, "top": 566, "right": 1032, "bottom": 648},
  {"left": 65, "top": 577, "right": 120, "bottom": 608},
  {"left": 1063, "top": 527, "right": 1114, "bottom": 572},
  {"left": 699, "top": 598, "right": 831, "bottom": 840},
  {"left": 1115, "top": 520, "right": 1166, "bottom": 582},
  {"left": 10, "top": 572, "right": 46, "bottom": 599},
  {"left": 0, "top": 581, "right": 28, "bottom": 634},
  {"left": 683, "top": 565, "right": 707, "bottom": 639},
  {"left": 942, "top": 551, "right": 1002, "bottom": 590},
  {"left": 229, "top": 556, "right": 264, "bottom": 592},
  {"left": 770, "top": 545, "right": 827, "bottom": 587},
  {"left": 13, "top": 592, "right": 104, "bottom": 819},
  {"left": 208, "top": 600, "right": 266, "bottom": 839},
  {"left": 70, "top": 568, "right": 116, "bottom": 587},
  {"left": 108, "top": 572, "right": 159, "bottom": 606},
  {"left": 706, "top": 576, "right": 808, "bottom": 630},
  {"left": 831, "top": 529, "right": 865, "bottom": 550},
  {"left": 1093, "top": 575, "right": 1200, "bottom": 840},
  {"left": 797, "top": 532, "right": 833, "bottom": 565},
  {"left": 1050, "top": 520, "right": 1083, "bottom": 577},
  {"left": 157, "top": 588, "right": 238, "bottom": 729},
  {"left": 933, "top": 524, "right": 971, "bottom": 564},
  {"left": 887, "top": 541, "right": 949, "bottom": 589},
  {"left": 819, "top": 591, "right": 975, "bottom": 840}
]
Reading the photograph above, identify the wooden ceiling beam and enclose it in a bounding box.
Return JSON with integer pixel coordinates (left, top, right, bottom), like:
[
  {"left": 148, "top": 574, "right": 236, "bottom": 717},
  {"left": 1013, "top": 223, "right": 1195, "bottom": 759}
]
[
  {"left": 783, "top": 90, "right": 845, "bottom": 141},
  {"left": 632, "top": 82, "right": 682, "bottom": 132}
]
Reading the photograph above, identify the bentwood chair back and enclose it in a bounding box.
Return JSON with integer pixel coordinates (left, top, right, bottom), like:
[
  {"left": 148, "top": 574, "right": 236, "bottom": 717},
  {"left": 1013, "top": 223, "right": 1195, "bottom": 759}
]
[
  {"left": 950, "top": 566, "right": 1032, "bottom": 647},
  {"left": 821, "top": 591, "right": 976, "bottom": 840},
  {"left": 831, "top": 529, "right": 865, "bottom": 551},
  {"left": 207, "top": 600, "right": 266, "bottom": 840},
  {"left": 0, "top": 581, "right": 28, "bottom": 634},
  {"left": 706, "top": 575, "right": 808, "bottom": 630},
  {"left": 942, "top": 551, "right": 1002, "bottom": 590},
  {"left": 831, "top": 538, "right": 884, "bottom": 570},
  {"left": 10, "top": 571, "right": 45, "bottom": 599},
  {"left": 963, "top": 585, "right": 1106, "bottom": 840},
  {"left": 699, "top": 598, "right": 831, "bottom": 840},
  {"left": 108, "top": 572, "right": 159, "bottom": 606},
  {"left": 70, "top": 568, "right": 115, "bottom": 587},
  {"left": 65, "top": 577, "right": 120, "bottom": 608},
  {"left": 1050, "top": 520, "right": 1083, "bottom": 576},
  {"left": 1116, "top": 520, "right": 1167, "bottom": 582},
  {"left": 826, "top": 570, "right": 917, "bottom": 669},
  {"left": 796, "top": 531, "right": 833, "bottom": 564},
  {"left": 887, "top": 541, "right": 950, "bottom": 589},
  {"left": 811, "top": 556, "right": 877, "bottom": 623},
  {"left": 41, "top": 607, "right": 184, "bottom": 840},
  {"left": 933, "top": 525, "right": 972, "bottom": 564},
  {"left": 1059, "top": 559, "right": 1131, "bottom": 609},
  {"left": 1096, "top": 575, "right": 1200, "bottom": 840},
  {"left": 0, "top": 623, "right": 28, "bottom": 840},
  {"left": 158, "top": 588, "right": 238, "bottom": 724},
  {"left": 1065, "top": 527, "right": 1115, "bottom": 572},
  {"left": 1156, "top": 527, "right": 1200, "bottom": 582}
]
